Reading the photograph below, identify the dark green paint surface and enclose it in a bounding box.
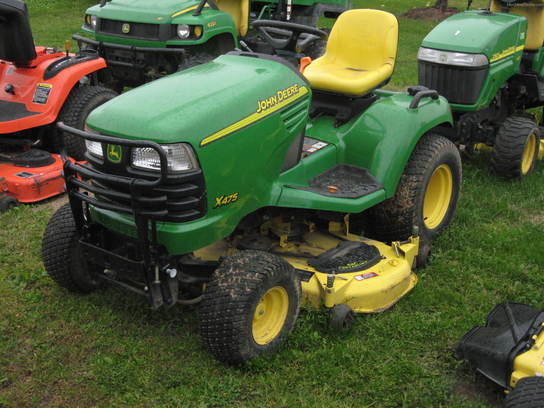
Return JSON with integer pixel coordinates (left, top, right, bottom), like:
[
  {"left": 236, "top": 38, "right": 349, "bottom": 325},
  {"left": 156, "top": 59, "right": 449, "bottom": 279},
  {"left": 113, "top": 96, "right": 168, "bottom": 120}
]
[{"left": 87, "top": 55, "right": 452, "bottom": 255}]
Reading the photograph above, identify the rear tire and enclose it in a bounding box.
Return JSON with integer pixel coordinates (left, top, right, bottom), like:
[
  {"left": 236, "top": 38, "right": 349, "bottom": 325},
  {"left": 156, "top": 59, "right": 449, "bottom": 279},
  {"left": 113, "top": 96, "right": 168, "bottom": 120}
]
[
  {"left": 42, "top": 203, "right": 103, "bottom": 293},
  {"left": 199, "top": 250, "right": 300, "bottom": 364},
  {"left": 364, "top": 133, "right": 462, "bottom": 243},
  {"left": 492, "top": 116, "right": 540, "bottom": 178},
  {"left": 505, "top": 376, "right": 544, "bottom": 408},
  {"left": 50, "top": 86, "right": 117, "bottom": 160}
]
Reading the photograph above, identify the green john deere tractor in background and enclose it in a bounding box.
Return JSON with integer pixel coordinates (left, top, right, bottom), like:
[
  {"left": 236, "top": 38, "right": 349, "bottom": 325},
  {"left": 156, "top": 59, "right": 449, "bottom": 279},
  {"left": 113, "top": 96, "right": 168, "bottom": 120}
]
[
  {"left": 42, "top": 10, "right": 462, "bottom": 364},
  {"left": 74, "top": 0, "right": 347, "bottom": 89},
  {"left": 418, "top": 0, "right": 544, "bottom": 178}
]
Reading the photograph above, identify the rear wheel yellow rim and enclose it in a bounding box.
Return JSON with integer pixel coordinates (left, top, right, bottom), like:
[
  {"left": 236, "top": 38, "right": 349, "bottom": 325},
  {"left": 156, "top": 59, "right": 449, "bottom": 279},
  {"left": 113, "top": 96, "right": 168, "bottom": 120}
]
[
  {"left": 252, "top": 286, "right": 289, "bottom": 345},
  {"left": 423, "top": 164, "right": 453, "bottom": 230},
  {"left": 521, "top": 133, "right": 537, "bottom": 175}
]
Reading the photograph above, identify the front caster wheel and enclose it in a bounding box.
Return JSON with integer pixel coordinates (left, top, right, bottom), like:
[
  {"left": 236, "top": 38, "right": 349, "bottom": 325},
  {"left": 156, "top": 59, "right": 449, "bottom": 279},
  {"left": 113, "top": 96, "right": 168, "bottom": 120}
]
[
  {"left": 328, "top": 304, "right": 355, "bottom": 331},
  {"left": 199, "top": 250, "right": 300, "bottom": 364},
  {"left": 41, "top": 203, "right": 103, "bottom": 293}
]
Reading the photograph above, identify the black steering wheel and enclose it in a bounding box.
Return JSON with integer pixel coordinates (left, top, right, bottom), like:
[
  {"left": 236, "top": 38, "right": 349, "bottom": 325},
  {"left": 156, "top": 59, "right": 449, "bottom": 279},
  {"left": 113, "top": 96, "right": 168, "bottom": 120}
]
[{"left": 251, "top": 20, "right": 328, "bottom": 55}]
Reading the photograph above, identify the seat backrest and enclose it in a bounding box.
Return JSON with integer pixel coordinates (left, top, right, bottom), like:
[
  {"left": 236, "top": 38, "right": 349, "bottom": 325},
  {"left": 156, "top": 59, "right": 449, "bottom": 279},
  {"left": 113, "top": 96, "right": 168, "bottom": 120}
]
[
  {"left": 0, "top": 0, "right": 36, "bottom": 66},
  {"left": 491, "top": 0, "right": 544, "bottom": 50},
  {"left": 215, "top": 0, "right": 249, "bottom": 36},
  {"left": 323, "top": 9, "right": 398, "bottom": 72}
]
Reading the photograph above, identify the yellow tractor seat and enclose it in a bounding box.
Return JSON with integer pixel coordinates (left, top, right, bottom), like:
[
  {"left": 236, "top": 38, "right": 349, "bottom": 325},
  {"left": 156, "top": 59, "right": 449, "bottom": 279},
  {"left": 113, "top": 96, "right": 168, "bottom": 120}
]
[
  {"left": 304, "top": 9, "right": 398, "bottom": 96},
  {"left": 216, "top": 0, "right": 249, "bottom": 36},
  {"left": 491, "top": 0, "right": 544, "bottom": 50}
]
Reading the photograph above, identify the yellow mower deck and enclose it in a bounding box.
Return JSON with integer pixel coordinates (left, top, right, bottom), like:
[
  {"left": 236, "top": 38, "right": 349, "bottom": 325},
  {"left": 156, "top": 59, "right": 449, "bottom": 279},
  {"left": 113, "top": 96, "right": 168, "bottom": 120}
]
[{"left": 194, "top": 218, "right": 419, "bottom": 314}]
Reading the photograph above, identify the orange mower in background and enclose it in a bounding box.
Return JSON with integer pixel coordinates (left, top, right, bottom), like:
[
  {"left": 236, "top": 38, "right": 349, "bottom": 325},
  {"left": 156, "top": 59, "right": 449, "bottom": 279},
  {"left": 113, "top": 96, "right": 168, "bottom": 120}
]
[{"left": 0, "top": 0, "right": 117, "bottom": 211}]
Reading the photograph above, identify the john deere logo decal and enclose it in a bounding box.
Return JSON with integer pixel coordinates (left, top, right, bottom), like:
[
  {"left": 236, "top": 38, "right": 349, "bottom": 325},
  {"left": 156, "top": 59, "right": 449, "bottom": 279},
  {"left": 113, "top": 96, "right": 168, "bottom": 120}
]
[
  {"left": 107, "top": 144, "right": 122, "bottom": 163},
  {"left": 121, "top": 23, "right": 131, "bottom": 34}
]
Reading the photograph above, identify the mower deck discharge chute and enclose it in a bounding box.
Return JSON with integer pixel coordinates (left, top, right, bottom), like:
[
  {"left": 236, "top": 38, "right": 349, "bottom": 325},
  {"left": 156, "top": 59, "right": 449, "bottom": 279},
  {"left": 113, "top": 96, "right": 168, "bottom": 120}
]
[
  {"left": 0, "top": 0, "right": 117, "bottom": 209},
  {"left": 418, "top": 0, "right": 544, "bottom": 178},
  {"left": 457, "top": 303, "right": 544, "bottom": 408},
  {"left": 42, "top": 10, "right": 462, "bottom": 364},
  {"left": 75, "top": 0, "right": 344, "bottom": 88}
]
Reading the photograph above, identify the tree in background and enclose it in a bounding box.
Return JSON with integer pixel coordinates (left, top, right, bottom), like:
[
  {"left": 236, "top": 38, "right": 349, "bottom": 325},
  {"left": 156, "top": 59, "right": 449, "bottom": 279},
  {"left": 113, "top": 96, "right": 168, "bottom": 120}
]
[{"left": 434, "top": 0, "right": 448, "bottom": 11}]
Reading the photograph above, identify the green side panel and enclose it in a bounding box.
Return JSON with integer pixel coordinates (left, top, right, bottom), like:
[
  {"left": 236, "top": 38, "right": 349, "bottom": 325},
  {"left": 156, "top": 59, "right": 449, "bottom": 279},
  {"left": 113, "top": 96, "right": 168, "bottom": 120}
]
[
  {"left": 421, "top": 10, "right": 527, "bottom": 58},
  {"left": 275, "top": 92, "right": 453, "bottom": 212}
]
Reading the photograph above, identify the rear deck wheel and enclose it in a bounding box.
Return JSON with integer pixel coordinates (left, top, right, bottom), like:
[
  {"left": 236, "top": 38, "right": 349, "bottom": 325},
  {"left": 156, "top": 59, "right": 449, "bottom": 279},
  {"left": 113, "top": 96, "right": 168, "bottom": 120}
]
[
  {"left": 199, "top": 250, "right": 300, "bottom": 364},
  {"left": 50, "top": 85, "right": 117, "bottom": 160},
  {"left": 505, "top": 376, "right": 544, "bottom": 408},
  {"left": 492, "top": 116, "right": 540, "bottom": 178},
  {"left": 364, "top": 133, "right": 462, "bottom": 243},
  {"left": 0, "top": 195, "right": 18, "bottom": 212},
  {"left": 42, "top": 203, "right": 103, "bottom": 293}
]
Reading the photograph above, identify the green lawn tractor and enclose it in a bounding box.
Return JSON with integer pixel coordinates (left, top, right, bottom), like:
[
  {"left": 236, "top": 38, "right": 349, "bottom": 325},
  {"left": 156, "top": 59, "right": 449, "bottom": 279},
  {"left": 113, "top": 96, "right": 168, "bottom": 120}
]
[
  {"left": 42, "top": 9, "right": 462, "bottom": 364},
  {"left": 457, "top": 303, "right": 544, "bottom": 408},
  {"left": 418, "top": 0, "right": 544, "bottom": 178},
  {"left": 73, "top": 0, "right": 347, "bottom": 89}
]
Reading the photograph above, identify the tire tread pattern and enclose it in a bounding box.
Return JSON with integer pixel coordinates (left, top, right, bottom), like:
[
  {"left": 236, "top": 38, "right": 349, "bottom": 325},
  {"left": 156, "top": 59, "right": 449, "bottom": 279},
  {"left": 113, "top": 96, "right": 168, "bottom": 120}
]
[
  {"left": 365, "top": 133, "right": 461, "bottom": 242},
  {"left": 505, "top": 376, "right": 544, "bottom": 408},
  {"left": 199, "top": 250, "right": 300, "bottom": 365},
  {"left": 492, "top": 116, "right": 540, "bottom": 178}
]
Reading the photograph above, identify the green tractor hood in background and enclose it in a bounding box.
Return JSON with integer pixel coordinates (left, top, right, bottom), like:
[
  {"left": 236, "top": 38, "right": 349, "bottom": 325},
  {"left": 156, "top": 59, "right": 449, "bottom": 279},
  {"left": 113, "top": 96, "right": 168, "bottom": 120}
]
[
  {"left": 421, "top": 10, "right": 527, "bottom": 58},
  {"left": 86, "top": 0, "right": 202, "bottom": 23},
  {"left": 86, "top": 54, "right": 309, "bottom": 146}
]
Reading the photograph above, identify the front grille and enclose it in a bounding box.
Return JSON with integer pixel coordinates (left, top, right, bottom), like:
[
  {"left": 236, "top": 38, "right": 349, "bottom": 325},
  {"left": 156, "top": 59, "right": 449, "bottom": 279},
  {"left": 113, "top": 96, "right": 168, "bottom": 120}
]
[
  {"left": 418, "top": 61, "right": 488, "bottom": 105},
  {"left": 99, "top": 19, "right": 160, "bottom": 40},
  {"left": 59, "top": 123, "right": 207, "bottom": 223},
  {"left": 90, "top": 164, "right": 207, "bottom": 223}
]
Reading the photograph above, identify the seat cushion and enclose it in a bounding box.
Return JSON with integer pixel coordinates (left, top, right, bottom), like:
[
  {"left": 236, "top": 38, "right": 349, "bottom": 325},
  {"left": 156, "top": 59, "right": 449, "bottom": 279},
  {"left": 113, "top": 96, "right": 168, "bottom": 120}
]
[
  {"left": 304, "top": 9, "right": 398, "bottom": 96},
  {"left": 304, "top": 61, "right": 393, "bottom": 96},
  {"left": 216, "top": 0, "right": 249, "bottom": 36}
]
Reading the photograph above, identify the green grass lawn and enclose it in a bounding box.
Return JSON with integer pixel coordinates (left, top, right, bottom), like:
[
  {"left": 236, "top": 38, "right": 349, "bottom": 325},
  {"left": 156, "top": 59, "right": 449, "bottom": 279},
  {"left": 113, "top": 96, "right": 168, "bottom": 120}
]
[{"left": 1, "top": 0, "right": 543, "bottom": 407}]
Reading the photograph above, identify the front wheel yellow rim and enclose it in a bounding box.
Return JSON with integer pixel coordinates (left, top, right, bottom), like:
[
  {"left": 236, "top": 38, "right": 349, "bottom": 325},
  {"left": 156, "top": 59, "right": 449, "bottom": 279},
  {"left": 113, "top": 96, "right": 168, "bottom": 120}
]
[
  {"left": 252, "top": 286, "right": 289, "bottom": 345},
  {"left": 423, "top": 164, "right": 454, "bottom": 230},
  {"left": 521, "top": 132, "right": 537, "bottom": 175}
]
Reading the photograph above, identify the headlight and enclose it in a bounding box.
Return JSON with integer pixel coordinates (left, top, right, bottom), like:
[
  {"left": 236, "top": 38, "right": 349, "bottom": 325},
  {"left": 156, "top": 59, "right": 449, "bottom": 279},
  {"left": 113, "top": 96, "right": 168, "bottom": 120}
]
[
  {"left": 418, "top": 47, "right": 488, "bottom": 67},
  {"left": 85, "top": 140, "right": 103, "bottom": 158},
  {"left": 132, "top": 143, "right": 198, "bottom": 172},
  {"left": 85, "top": 14, "right": 97, "bottom": 30},
  {"left": 177, "top": 24, "right": 190, "bottom": 39}
]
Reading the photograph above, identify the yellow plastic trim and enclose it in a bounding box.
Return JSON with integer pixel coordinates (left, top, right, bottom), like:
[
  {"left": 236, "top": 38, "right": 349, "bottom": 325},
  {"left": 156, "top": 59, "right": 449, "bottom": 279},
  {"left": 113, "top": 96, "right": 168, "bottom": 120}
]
[
  {"left": 539, "top": 140, "right": 544, "bottom": 160},
  {"left": 521, "top": 132, "right": 538, "bottom": 175},
  {"left": 171, "top": 5, "right": 209, "bottom": 18},
  {"left": 200, "top": 85, "right": 309, "bottom": 146},
  {"left": 252, "top": 286, "right": 289, "bottom": 345},
  {"left": 510, "top": 324, "right": 544, "bottom": 387},
  {"left": 489, "top": 45, "right": 525, "bottom": 63},
  {"left": 423, "top": 164, "right": 453, "bottom": 230}
]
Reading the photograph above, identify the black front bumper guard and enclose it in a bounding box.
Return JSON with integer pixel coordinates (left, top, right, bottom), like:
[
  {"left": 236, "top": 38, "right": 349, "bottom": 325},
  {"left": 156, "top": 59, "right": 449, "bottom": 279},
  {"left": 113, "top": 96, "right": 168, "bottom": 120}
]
[
  {"left": 72, "top": 34, "right": 186, "bottom": 69},
  {"left": 59, "top": 122, "right": 179, "bottom": 309}
]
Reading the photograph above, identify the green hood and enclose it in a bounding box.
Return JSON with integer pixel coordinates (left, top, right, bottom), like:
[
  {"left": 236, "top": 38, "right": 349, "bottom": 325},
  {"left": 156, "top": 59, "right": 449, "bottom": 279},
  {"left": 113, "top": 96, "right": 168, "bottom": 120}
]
[
  {"left": 86, "top": 55, "right": 310, "bottom": 147},
  {"left": 87, "top": 0, "right": 200, "bottom": 23},
  {"left": 421, "top": 10, "right": 527, "bottom": 58}
]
